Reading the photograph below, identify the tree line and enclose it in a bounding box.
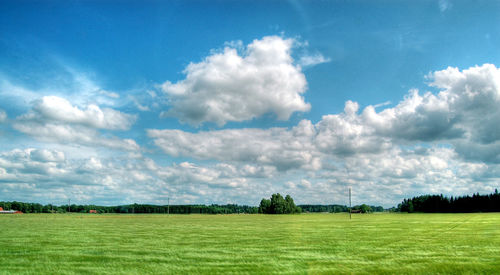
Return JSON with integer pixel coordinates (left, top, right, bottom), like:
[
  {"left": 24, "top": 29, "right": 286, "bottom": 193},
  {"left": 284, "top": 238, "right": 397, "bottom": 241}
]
[
  {"left": 299, "top": 204, "right": 384, "bottom": 213},
  {"left": 1, "top": 195, "right": 387, "bottom": 214},
  {"left": 0, "top": 202, "right": 260, "bottom": 214},
  {"left": 398, "top": 190, "right": 500, "bottom": 213}
]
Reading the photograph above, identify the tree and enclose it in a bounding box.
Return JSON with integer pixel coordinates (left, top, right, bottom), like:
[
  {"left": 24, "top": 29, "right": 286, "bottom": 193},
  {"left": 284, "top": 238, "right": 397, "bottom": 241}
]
[
  {"left": 258, "top": 199, "right": 271, "bottom": 214},
  {"left": 259, "top": 194, "right": 301, "bottom": 214},
  {"left": 270, "top": 193, "right": 286, "bottom": 214},
  {"left": 285, "top": 195, "right": 301, "bottom": 213},
  {"left": 359, "top": 204, "right": 372, "bottom": 213}
]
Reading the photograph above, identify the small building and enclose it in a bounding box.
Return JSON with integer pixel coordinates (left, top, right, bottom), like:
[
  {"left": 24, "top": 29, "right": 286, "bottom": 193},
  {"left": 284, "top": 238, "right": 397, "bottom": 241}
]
[
  {"left": 0, "top": 205, "right": 23, "bottom": 214},
  {"left": 0, "top": 210, "right": 23, "bottom": 214},
  {"left": 89, "top": 209, "right": 97, "bottom": 213}
]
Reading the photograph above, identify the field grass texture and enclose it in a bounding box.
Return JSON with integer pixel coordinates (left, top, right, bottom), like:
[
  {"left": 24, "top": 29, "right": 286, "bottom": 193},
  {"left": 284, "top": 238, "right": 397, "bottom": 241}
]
[{"left": 1, "top": 213, "right": 499, "bottom": 274}]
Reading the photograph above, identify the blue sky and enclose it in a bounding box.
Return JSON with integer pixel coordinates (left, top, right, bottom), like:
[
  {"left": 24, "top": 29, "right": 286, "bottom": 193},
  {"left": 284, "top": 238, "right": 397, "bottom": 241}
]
[{"left": 1, "top": 0, "right": 500, "bottom": 207}]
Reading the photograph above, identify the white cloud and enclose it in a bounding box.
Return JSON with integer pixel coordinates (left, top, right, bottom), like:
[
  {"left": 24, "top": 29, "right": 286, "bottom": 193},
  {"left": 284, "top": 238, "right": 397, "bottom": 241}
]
[
  {"left": 0, "top": 148, "right": 69, "bottom": 179},
  {"left": 145, "top": 63, "right": 500, "bottom": 206},
  {"left": 148, "top": 102, "right": 394, "bottom": 172},
  {"left": 4, "top": 62, "right": 500, "bottom": 207},
  {"left": 429, "top": 64, "right": 500, "bottom": 142},
  {"left": 361, "top": 89, "right": 461, "bottom": 141},
  {"left": 282, "top": 179, "right": 312, "bottom": 190},
  {"left": 0, "top": 109, "right": 6, "bottom": 123},
  {"left": 0, "top": 149, "right": 275, "bottom": 205},
  {"left": 148, "top": 119, "right": 320, "bottom": 171},
  {"left": 13, "top": 122, "right": 140, "bottom": 151},
  {"left": 13, "top": 96, "right": 139, "bottom": 152},
  {"left": 299, "top": 53, "right": 330, "bottom": 67},
  {"left": 151, "top": 161, "right": 250, "bottom": 189},
  {"left": 29, "top": 148, "right": 66, "bottom": 163},
  {"left": 370, "top": 64, "right": 500, "bottom": 162},
  {"left": 315, "top": 101, "right": 392, "bottom": 156},
  {"left": 315, "top": 64, "right": 500, "bottom": 162},
  {"left": 2, "top": 143, "right": 499, "bottom": 207},
  {"left": 29, "top": 96, "right": 135, "bottom": 130},
  {"left": 161, "top": 36, "right": 311, "bottom": 126}
]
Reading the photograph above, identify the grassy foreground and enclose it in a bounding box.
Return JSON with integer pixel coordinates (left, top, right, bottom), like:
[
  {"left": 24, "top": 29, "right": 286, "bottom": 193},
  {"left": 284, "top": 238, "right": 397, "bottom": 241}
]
[{"left": 0, "top": 213, "right": 499, "bottom": 274}]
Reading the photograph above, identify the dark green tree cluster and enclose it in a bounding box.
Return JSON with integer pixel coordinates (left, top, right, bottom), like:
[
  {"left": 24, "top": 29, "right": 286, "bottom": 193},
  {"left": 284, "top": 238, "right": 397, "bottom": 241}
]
[
  {"left": 299, "top": 204, "right": 348, "bottom": 213},
  {"left": 1, "top": 200, "right": 388, "bottom": 214},
  {"left": 117, "top": 204, "right": 258, "bottom": 214},
  {"left": 298, "top": 204, "right": 384, "bottom": 213},
  {"left": 0, "top": 201, "right": 119, "bottom": 213},
  {"left": 352, "top": 204, "right": 373, "bottom": 213},
  {"left": 398, "top": 190, "right": 500, "bottom": 213},
  {"left": 0, "top": 201, "right": 258, "bottom": 214},
  {"left": 258, "top": 193, "right": 301, "bottom": 214}
]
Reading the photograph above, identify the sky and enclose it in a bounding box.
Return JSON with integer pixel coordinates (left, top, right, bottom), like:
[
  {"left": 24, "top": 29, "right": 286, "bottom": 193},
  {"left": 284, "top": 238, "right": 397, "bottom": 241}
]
[{"left": 1, "top": 0, "right": 500, "bottom": 207}]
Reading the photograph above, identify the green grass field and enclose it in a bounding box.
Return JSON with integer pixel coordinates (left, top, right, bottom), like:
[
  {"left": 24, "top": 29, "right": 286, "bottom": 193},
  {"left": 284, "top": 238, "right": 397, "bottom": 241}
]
[{"left": 1, "top": 213, "right": 499, "bottom": 274}]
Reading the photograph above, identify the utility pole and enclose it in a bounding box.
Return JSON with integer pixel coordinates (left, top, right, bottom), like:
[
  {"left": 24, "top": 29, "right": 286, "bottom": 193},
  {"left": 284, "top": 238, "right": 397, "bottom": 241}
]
[
  {"left": 349, "top": 187, "right": 352, "bottom": 220},
  {"left": 167, "top": 197, "right": 170, "bottom": 215},
  {"left": 68, "top": 199, "right": 71, "bottom": 213}
]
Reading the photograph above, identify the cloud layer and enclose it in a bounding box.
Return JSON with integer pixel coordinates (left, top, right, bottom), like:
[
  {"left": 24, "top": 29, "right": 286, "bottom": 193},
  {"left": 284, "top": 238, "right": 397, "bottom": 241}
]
[
  {"left": 31, "top": 96, "right": 134, "bottom": 130},
  {"left": 2, "top": 39, "right": 500, "bottom": 207},
  {"left": 161, "top": 36, "right": 311, "bottom": 126},
  {"left": 152, "top": 64, "right": 500, "bottom": 164},
  {"left": 145, "top": 64, "right": 500, "bottom": 205},
  {"left": 13, "top": 96, "right": 139, "bottom": 151}
]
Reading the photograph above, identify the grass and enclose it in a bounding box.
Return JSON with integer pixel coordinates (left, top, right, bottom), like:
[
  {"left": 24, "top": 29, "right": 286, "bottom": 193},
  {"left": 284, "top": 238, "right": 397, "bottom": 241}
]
[{"left": 0, "top": 213, "right": 499, "bottom": 274}]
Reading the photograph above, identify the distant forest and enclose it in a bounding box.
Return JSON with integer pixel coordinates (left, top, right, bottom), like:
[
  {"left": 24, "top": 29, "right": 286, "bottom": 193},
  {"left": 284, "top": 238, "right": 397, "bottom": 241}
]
[
  {"left": 7, "top": 189, "right": 500, "bottom": 214},
  {"left": 300, "top": 204, "right": 384, "bottom": 213},
  {"left": 0, "top": 202, "right": 258, "bottom": 214},
  {"left": 398, "top": 190, "right": 500, "bottom": 213},
  {"left": 7, "top": 190, "right": 500, "bottom": 214},
  {"left": 0, "top": 201, "right": 384, "bottom": 214}
]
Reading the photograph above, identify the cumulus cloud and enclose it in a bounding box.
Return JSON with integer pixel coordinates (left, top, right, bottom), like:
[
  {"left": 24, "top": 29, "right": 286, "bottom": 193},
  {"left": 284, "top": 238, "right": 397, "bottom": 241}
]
[
  {"left": 28, "top": 96, "right": 135, "bottom": 130},
  {"left": 312, "top": 64, "right": 500, "bottom": 162},
  {"left": 0, "top": 149, "right": 144, "bottom": 203},
  {"left": 429, "top": 64, "right": 500, "bottom": 139},
  {"left": 5, "top": 62, "right": 500, "bottom": 207},
  {"left": 0, "top": 149, "right": 275, "bottom": 205},
  {"left": 1, "top": 145, "right": 499, "bottom": 207},
  {"left": 355, "top": 64, "right": 500, "bottom": 148},
  {"left": 161, "top": 36, "right": 311, "bottom": 126},
  {"left": 13, "top": 96, "right": 139, "bottom": 151},
  {"left": 29, "top": 149, "right": 65, "bottom": 163},
  {"left": 147, "top": 102, "right": 392, "bottom": 171},
  {"left": 0, "top": 148, "right": 68, "bottom": 180},
  {"left": 315, "top": 101, "right": 392, "bottom": 156},
  {"left": 359, "top": 90, "right": 461, "bottom": 141},
  {"left": 148, "top": 119, "right": 321, "bottom": 171},
  {"left": 366, "top": 64, "right": 500, "bottom": 162},
  {"left": 149, "top": 63, "right": 500, "bottom": 187}
]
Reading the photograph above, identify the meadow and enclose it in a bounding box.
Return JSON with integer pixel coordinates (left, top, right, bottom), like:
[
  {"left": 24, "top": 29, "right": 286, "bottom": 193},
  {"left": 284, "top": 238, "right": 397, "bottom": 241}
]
[{"left": 0, "top": 213, "right": 499, "bottom": 274}]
